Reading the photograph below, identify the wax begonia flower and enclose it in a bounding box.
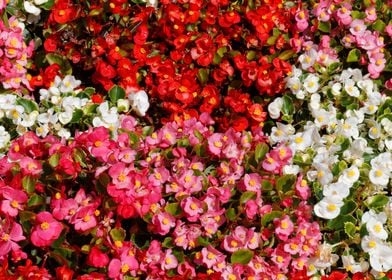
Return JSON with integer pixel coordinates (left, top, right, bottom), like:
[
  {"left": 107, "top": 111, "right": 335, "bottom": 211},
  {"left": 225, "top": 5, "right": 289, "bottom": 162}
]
[
  {"left": 128, "top": 90, "right": 150, "bottom": 117},
  {"left": 87, "top": 246, "right": 109, "bottom": 268},
  {"left": 0, "top": 187, "right": 28, "bottom": 217},
  {"left": 314, "top": 197, "right": 344, "bottom": 219},
  {"left": 31, "top": 212, "right": 62, "bottom": 247},
  {"left": 24, "top": 2, "right": 41, "bottom": 16}
]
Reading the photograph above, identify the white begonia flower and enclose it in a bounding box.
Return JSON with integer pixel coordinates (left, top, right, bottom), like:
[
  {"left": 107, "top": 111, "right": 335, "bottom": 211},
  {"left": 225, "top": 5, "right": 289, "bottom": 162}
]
[
  {"left": 362, "top": 210, "right": 387, "bottom": 224},
  {"left": 368, "top": 124, "right": 382, "bottom": 140},
  {"left": 117, "top": 99, "right": 130, "bottom": 112},
  {"left": 286, "top": 76, "right": 302, "bottom": 93},
  {"left": 59, "top": 75, "right": 81, "bottom": 93},
  {"left": 57, "top": 128, "right": 71, "bottom": 139},
  {"left": 331, "top": 82, "right": 342, "bottom": 96},
  {"left": 339, "top": 68, "right": 355, "bottom": 82},
  {"left": 381, "top": 118, "right": 392, "bottom": 135},
  {"left": 34, "top": 0, "right": 49, "bottom": 5},
  {"left": 342, "top": 255, "right": 367, "bottom": 274},
  {"left": 0, "top": 126, "right": 11, "bottom": 149},
  {"left": 357, "top": 79, "right": 374, "bottom": 94},
  {"left": 369, "top": 244, "right": 392, "bottom": 272},
  {"left": 298, "top": 49, "right": 317, "bottom": 70},
  {"left": 309, "top": 93, "right": 321, "bottom": 110},
  {"left": 323, "top": 181, "right": 350, "bottom": 200},
  {"left": 267, "top": 97, "right": 283, "bottom": 119},
  {"left": 303, "top": 74, "right": 319, "bottom": 94},
  {"left": 366, "top": 219, "right": 388, "bottom": 240},
  {"left": 290, "top": 66, "right": 303, "bottom": 78},
  {"left": 62, "top": 96, "right": 88, "bottom": 109},
  {"left": 344, "top": 79, "right": 360, "bottom": 97},
  {"left": 20, "top": 111, "right": 39, "bottom": 128},
  {"left": 362, "top": 235, "right": 382, "bottom": 253},
  {"left": 269, "top": 123, "right": 295, "bottom": 144},
  {"left": 128, "top": 90, "right": 150, "bottom": 117},
  {"left": 58, "top": 109, "right": 74, "bottom": 125},
  {"left": 308, "top": 243, "right": 340, "bottom": 270},
  {"left": 369, "top": 167, "right": 390, "bottom": 187},
  {"left": 282, "top": 164, "right": 300, "bottom": 175},
  {"left": 289, "top": 129, "right": 313, "bottom": 152},
  {"left": 350, "top": 68, "right": 363, "bottom": 82},
  {"left": 339, "top": 166, "right": 360, "bottom": 186},
  {"left": 36, "top": 124, "right": 49, "bottom": 137},
  {"left": 308, "top": 163, "right": 333, "bottom": 186},
  {"left": 0, "top": 94, "right": 17, "bottom": 110},
  {"left": 338, "top": 117, "right": 360, "bottom": 139},
  {"left": 361, "top": 102, "right": 378, "bottom": 115},
  {"left": 314, "top": 196, "right": 344, "bottom": 219},
  {"left": 313, "top": 108, "right": 330, "bottom": 128},
  {"left": 6, "top": 105, "right": 25, "bottom": 124},
  {"left": 37, "top": 108, "right": 58, "bottom": 124},
  {"left": 24, "top": 1, "right": 41, "bottom": 16}
]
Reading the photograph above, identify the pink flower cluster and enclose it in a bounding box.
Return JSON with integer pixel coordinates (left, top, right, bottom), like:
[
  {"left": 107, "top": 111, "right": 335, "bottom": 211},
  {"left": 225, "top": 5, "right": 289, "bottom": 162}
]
[
  {"left": 0, "top": 17, "right": 33, "bottom": 90},
  {"left": 0, "top": 114, "right": 322, "bottom": 278}
]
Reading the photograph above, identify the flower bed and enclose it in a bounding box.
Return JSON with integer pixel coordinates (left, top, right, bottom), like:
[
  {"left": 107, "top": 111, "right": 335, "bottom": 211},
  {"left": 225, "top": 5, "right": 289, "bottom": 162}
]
[{"left": 0, "top": 0, "right": 391, "bottom": 279}]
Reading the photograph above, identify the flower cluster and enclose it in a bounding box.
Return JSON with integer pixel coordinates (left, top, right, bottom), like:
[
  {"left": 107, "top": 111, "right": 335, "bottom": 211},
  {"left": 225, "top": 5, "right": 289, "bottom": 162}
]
[{"left": 0, "top": 0, "right": 391, "bottom": 278}]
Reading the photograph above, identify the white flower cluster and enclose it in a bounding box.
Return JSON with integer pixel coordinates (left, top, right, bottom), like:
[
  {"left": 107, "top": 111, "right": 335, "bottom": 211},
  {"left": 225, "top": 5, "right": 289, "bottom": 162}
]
[
  {"left": 24, "top": 0, "right": 49, "bottom": 17},
  {"left": 0, "top": 75, "right": 150, "bottom": 155},
  {"left": 268, "top": 67, "right": 392, "bottom": 274}
]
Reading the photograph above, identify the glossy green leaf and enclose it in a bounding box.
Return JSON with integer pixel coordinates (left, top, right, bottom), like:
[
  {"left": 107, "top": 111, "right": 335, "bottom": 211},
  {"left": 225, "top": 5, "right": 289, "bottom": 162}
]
[
  {"left": 231, "top": 249, "right": 254, "bottom": 265},
  {"left": 109, "top": 85, "right": 126, "bottom": 103},
  {"left": 344, "top": 222, "right": 356, "bottom": 238},
  {"left": 346, "top": 49, "right": 361, "bottom": 63}
]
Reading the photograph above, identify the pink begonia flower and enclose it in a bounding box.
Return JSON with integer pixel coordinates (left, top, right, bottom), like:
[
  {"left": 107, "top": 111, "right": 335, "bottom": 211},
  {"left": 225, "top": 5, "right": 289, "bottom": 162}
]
[
  {"left": 159, "top": 126, "right": 178, "bottom": 148},
  {"left": 108, "top": 254, "right": 138, "bottom": 278},
  {"left": 120, "top": 115, "right": 136, "bottom": 131},
  {"left": 31, "top": 211, "right": 62, "bottom": 247},
  {"left": 350, "top": 19, "right": 367, "bottom": 36},
  {"left": 243, "top": 173, "right": 262, "bottom": 192},
  {"left": 274, "top": 215, "right": 294, "bottom": 241},
  {"left": 386, "top": 24, "right": 392, "bottom": 37},
  {"left": 283, "top": 237, "right": 302, "bottom": 255},
  {"left": 87, "top": 246, "right": 110, "bottom": 268},
  {"left": 245, "top": 199, "right": 258, "bottom": 219},
  {"left": 19, "top": 157, "right": 43, "bottom": 176},
  {"left": 207, "top": 133, "right": 224, "bottom": 156},
  {"left": 161, "top": 249, "right": 178, "bottom": 270},
  {"left": 295, "top": 10, "right": 309, "bottom": 31},
  {"left": 295, "top": 175, "right": 311, "bottom": 200},
  {"left": 70, "top": 206, "right": 97, "bottom": 232},
  {"left": 151, "top": 212, "right": 175, "bottom": 235},
  {"left": 201, "top": 246, "right": 225, "bottom": 268},
  {"left": 271, "top": 248, "right": 291, "bottom": 269},
  {"left": 0, "top": 221, "right": 25, "bottom": 257},
  {"left": 0, "top": 187, "right": 28, "bottom": 217},
  {"left": 365, "top": 6, "right": 377, "bottom": 22},
  {"left": 336, "top": 5, "right": 352, "bottom": 26},
  {"left": 149, "top": 167, "right": 170, "bottom": 187},
  {"left": 291, "top": 256, "right": 308, "bottom": 271},
  {"left": 181, "top": 197, "right": 204, "bottom": 222},
  {"left": 262, "top": 153, "right": 281, "bottom": 173}
]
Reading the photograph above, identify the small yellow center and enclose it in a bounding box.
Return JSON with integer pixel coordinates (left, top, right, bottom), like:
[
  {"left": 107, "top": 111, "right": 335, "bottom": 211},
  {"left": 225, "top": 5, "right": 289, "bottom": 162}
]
[
  {"left": 40, "top": 222, "right": 50, "bottom": 230},
  {"left": 121, "top": 264, "right": 129, "bottom": 274},
  {"left": 327, "top": 204, "right": 337, "bottom": 212},
  {"left": 11, "top": 200, "right": 19, "bottom": 208}
]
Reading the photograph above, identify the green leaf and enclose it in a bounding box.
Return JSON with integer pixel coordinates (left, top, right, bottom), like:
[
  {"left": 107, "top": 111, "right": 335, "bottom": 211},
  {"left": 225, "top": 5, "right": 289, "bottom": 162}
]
[
  {"left": 28, "top": 194, "right": 45, "bottom": 207},
  {"left": 255, "top": 143, "right": 269, "bottom": 163},
  {"left": 372, "top": 19, "right": 386, "bottom": 32},
  {"left": 110, "top": 228, "right": 126, "bottom": 241},
  {"left": 318, "top": 21, "right": 331, "bottom": 33},
  {"left": 70, "top": 109, "right": 84, "bottom": 123},
  {"left": 197, "top": 236, "right": 210, "bottom": 247},
  {"left": 231, "top": 249, "right": 254, "bottom": 265},
  {"left": 347, "top": 49, "right": 361, "bottom": 63},
  {"left": 46, "top": 53, "right": 72, "bottom": 75},
  {"left": 240, "top": 191, "right": 256, "bottom": 204},
  {"left": 226, "top": 208, "right": 236, "bottom": 221},
  {"left": 246, "top": 51, "right": 257, "bottom": 61},
  {"left": 193, "top": 129, "right": 204, "bottom": 142},
  {"left": 344, "top": 222, "right": 356, "bottom": 238},
  {"left": 40, "top": 0, "right": 55, "bottom": 10},
  {"left": 340, "top": 200, "right": 357, "bottom": 215},
  {"left": 16, "top": 98, "right": 39, "bottom": 114},
  {"left": 49, "top": 153, "right": 60, "bottom": 168},
  {"left": 217, "top": 47, "right": 227, "bottom": 57},
  {"left": 266, "top": 35, "right": 278, "bottom": 46},
  {"left": 278, "top": 50, "right": 295, "bottom": 61},
  {"left": 165, "top": 203, "right": 182, "bottom": 217},
  {"left": 327, "top": 215, "right": 357, "bottom": 230},
  {"left": 367, "top": 194, "right": 389, "bottom": 211},
  {"left": 276, "top": 174, "right": 296, "bottom": 193},
  {"left": 261, "top": 211, "right": 282, "bottom": 227},
  {"left": 262, "top": 180, "right": 273, "bottom": 191},
  {"left": 282, "top": 95, "right": 294, "bottom": 115},
  {"left": 162, "top": 237, "right": 174, "bottom": 248},
  {"left": 197, "top": 68, "right": 209, "bottom": 85},
  {"left": 22, "top": 176, "right": 36, "bottom": 193},
  {"left": 109, "top": 85, "right": 126, "bottom": 103},
  {"left": 327, "top": 62, "right": 342, "bottom": 74}
]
